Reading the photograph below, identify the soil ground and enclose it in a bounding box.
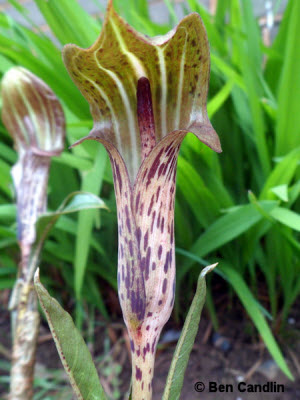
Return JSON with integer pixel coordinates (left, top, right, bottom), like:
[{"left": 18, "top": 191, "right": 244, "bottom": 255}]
[{"left": 1, "top": 299, "right": 300, "bottom": 400}]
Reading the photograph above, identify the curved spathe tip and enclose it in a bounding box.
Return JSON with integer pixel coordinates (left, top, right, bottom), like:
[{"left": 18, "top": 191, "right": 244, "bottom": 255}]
[{"left": 188, "top": 121, "right": 222, "bottom": 153}]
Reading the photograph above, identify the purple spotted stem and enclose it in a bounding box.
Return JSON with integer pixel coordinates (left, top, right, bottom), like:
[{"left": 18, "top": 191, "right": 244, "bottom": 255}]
[
  {"left": 62, "top": 1, "right": 221, "bottom": 398},
  {"left": 1, "top": 67, "right": 65, "bottom": 400}
]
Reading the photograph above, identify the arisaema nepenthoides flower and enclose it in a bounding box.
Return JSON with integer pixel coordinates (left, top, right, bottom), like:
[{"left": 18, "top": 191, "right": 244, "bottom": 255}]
[
  {"left": 2, "top": 67, "right": 65, "bottom": 272},
  {"left": 1, "top": 66, "right": 65, "bottom": 400},
  {"left": 62, "top": 1, "right": 221, "bottom": 398}
]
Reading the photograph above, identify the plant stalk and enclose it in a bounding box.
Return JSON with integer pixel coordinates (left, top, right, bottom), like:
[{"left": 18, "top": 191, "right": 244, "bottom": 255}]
[
  {"left": 131, "top": 351, "right": 155, "bottom": 400},
  {"left": 10, "top": 280, "right": 40, "bottom": 400}
]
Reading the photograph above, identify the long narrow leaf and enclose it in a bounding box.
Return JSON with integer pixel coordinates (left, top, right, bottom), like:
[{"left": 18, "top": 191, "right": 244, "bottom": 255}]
[
  {"left": 34, "top": 270, "right": 107, "bottom": 400},
  {"left": 162, "top": 264, "right": 217, "bottom": 400}
]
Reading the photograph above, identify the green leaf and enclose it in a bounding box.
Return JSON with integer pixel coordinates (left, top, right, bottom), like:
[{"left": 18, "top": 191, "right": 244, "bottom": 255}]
[
  {"left": 191, "top": 201, "right": 277, "bottom": 257},
  {"left": 33, "top": 0, "right": 100, "bottom": 47},
  {"left": 34, "top": 270, "right": 107, "bottom": 400},
  {"left": 0, "top": 204, "right": 16, "bottom": 220},
  {"left": 219, "top": 262, "right": 293, "bottom": 380},
  {"left": 271, "top": 184, "right": 288, "bottom": 202},
  {"left": 259, "top": 148, "right": 300, "bottom": 200},
  {"left": 74, "top": 146, "right": 107, "bottom": 300},
  {"left": 270, "top": 207, "right": 300, "bottom": 232},
  {"left": 275, "top": 0, "right": 300, "bottom": 155},
  {"left": 35, "top": 191, "right": 108, "bottom": 244},
  {"left": 162, "top": 264, "right": 217, "bottom": 400},
  {"left": 178, "top": 201, "right": 278, "bottom": 283},
  {"left": 207, "top": 79, "right": 234, "bottom": 119}
]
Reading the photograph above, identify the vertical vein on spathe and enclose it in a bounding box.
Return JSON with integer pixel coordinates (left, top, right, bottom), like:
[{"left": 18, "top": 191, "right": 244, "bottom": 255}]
[
  {"left": 16, "top": 85, "right": 44, "bottom": 148},
  {"left": 109, "top": 18, "right": 147, "bottom": 79},
  {"left": 175, "top": 28, "right": 188, "bottom": 130},
  {"left": 157, "top": 47, "right": 167, "bottom": 137},
  {"left": 73, "top": 57, "right": 123, "bottom": 156},
  {"left": 5, "top": 92, "right": 28, "bottom": 145},
  {"left": 31, "top": 86, "right": 53, "bottom": 148},
  {"left": 93, "top": 53, "right": 139, "bottom": 178}
]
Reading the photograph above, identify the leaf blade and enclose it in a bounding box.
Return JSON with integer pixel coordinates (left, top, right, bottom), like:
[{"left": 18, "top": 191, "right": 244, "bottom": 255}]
[
  {"left": 34, "top": 269, "right": 107, "bottom": 400},
  {"left": 162, "top": 264, "right": 217, "bottom": 400}
]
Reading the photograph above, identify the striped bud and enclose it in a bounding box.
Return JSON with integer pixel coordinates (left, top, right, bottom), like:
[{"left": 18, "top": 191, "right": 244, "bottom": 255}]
[{"left": 1, "top": 67, "right": 65, "bottom": 260}]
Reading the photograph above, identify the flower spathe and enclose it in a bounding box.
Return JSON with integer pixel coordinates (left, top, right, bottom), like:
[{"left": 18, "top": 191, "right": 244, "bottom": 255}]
[
  {"left": 1, "top": 66, "right": 65, "bottom": 254},
  {"left": 63, "top": 1, "right": 221, "bottom": 398}
]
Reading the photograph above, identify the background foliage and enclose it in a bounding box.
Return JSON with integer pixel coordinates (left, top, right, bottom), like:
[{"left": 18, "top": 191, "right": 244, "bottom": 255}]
[{"left": 0, "top": 0, "right": 299, "bottom": 379}]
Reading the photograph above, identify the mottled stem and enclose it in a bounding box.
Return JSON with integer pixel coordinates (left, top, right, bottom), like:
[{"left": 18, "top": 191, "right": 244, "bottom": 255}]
[
  {"left": 131, "top": 350, "right": 155, "bottom": 400},
  {"left": 9, "top": 154, "right": 50, "bottom": 400},
  {"left": 10, "top": 282, "right": 40, "bottom": 400}
]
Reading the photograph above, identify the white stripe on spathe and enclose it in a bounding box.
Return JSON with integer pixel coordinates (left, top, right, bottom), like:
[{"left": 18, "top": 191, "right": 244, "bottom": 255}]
[
  {"left": 156, "top": 47, "right": 167, "bottom": 138},
  {"left": 175, "top": 29, "right": 187, "bottom": 131}
]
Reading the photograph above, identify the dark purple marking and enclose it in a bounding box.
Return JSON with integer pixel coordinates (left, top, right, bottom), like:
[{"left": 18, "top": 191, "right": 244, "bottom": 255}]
[
  {"left": 144, "top": 231, "right": 149, "bottom": 251},
  {"left": 114, "top": 162, "right": 122, "bottom": 193},
  {"left": 135, "top": 192, "right": 141, "bottom": 212},
  {"left": 146, "top": 148, "right": 164, "bottom": 186},
  {"left": 165, "top": 142, "right": 174, "bottom": 157},
  {"left": 156, "top": 186, "right": 161, "bottom": 201},
  {"left": 136, "top": 366, "right": 142, "bottom": 381},
  {"left": 151, "top": 211, "right": 156, "bottom": 233},
  {"left": 137, "top": 77, "right": 156, "bottom": 161},
  {"left": 141, "top": 256, "right": 146, "bottom": 272},
  {"left": 129, "top": 240, "right": 133, "bottom": 257},
  {"left": 158, "top": 245, "right": 162, "bottom": 260},
  {"left": 131, "top": 289, "right": 145, "bottom": 321},
  {"left": 142, "top": 168, "right": 148, "bottom": 180},
  {"left": 147, "top": 194, "right": 154, "bottom": 216},
  {"left": 158, "top": 300, "right": 162, "bottom": 306},
  {"left": 147, "top": 312, "right": 153, "bottom": 317},
  {"left": 136, "top": 227, "right": 142, "bottom": 247},
  {"left": 156, "top": 212, "right": 161, "bottom": 228},
  {"left": 125, "top": 263, "right": 130, "bottom": 292},
  {"left": 145, "top": 247, "right": 151, "bottom": 281},
  {"left": 143, "top": 342, "right": 150, "bottom": 357},
  {"left": 125, "top": 205, "right": 131, "bottom": 233},
  {"left": 164, "top": 251, "right": 169, "bottom": 273},
  {"left": 162, "top": 278, "right": 167, "bottom": 294},
  {"left": 139, "top": 202, "right": 144, "bottom": 216},
  {"left": 157, "top": 162, "right": 166, "bottom": 178},
  {"left": 152, "top": 262, "right": 156, "bottom": 270},
  {"left": 161, "top": 217, "right": 165, "bottom": 233},
  {"left": 146, "top": 325, "right": 150, "bottom": 331},
  {"left": 168, "top": 158, "right": 177, "bottom": 182},
  {"left": 126, "top": 217, "right": 131, "bottom": 233}
]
